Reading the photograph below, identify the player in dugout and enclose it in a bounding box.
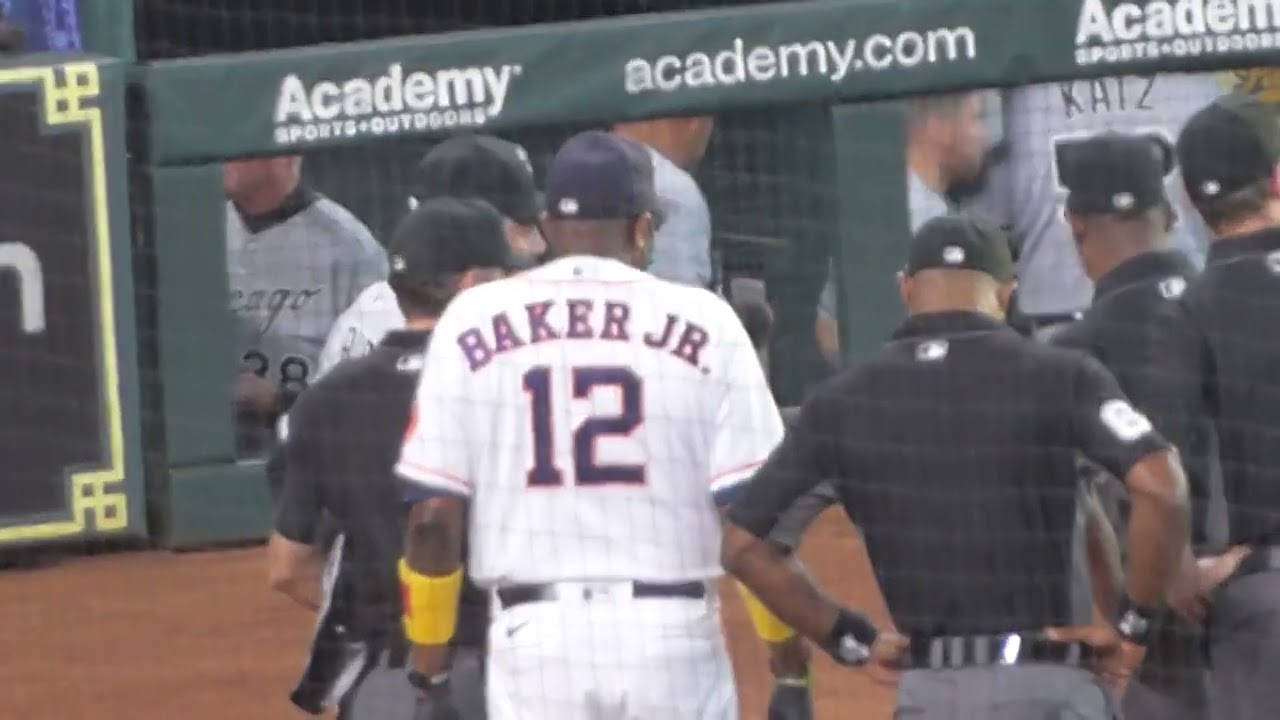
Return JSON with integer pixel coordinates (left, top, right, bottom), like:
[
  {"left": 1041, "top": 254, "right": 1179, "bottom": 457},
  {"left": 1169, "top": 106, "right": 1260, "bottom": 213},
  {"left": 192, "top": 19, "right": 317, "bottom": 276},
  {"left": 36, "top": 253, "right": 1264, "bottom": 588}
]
[
  {"left": 724, "top": 215, "right": 1191, "bottom": 718},
  {"left": 613, "top": 115, "right": 715, "bottom": 289},
  {"left": 1140, "top": 92, "right": 1280, "bottom": 720},
  {"left": 226, "top": 154, "right": 387, "bottom": 457},
  {"left": 310, "top": 134, "right": 545, "bottom": 382},
  {"left": 816, "top": 90, "right": 991, "bottom": 366},
  {"left": 1049, "top": 132, "right": 1212, "bottom": 720},
  {"left": 267, "top": 197, "right": 512, "bottom": 719}
]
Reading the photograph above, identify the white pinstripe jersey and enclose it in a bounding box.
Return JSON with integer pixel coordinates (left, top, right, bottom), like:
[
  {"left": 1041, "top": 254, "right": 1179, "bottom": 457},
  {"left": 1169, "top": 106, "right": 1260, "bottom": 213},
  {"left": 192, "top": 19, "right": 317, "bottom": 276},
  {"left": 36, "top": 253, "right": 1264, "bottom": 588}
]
[{"left": 397, "top": 255, "right": 783, "bottom": 586}]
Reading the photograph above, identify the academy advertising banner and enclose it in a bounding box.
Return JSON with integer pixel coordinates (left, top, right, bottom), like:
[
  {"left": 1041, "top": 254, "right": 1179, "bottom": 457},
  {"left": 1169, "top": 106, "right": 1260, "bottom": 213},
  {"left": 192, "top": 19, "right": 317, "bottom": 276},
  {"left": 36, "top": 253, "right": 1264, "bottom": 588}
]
[{"left": 144, "top": 0, "right": 1280, "bottom": 164}]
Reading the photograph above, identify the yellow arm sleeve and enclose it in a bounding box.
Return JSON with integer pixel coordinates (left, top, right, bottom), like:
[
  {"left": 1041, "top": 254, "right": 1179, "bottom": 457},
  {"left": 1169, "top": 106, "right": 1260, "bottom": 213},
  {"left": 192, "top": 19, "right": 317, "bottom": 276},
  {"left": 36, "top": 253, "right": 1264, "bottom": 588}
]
[
  {"left": 399, "top": 559, "right": 464, "bottom": 645},
  {"left": 736, "top": 582, "right": 796, "bottom": 643}
]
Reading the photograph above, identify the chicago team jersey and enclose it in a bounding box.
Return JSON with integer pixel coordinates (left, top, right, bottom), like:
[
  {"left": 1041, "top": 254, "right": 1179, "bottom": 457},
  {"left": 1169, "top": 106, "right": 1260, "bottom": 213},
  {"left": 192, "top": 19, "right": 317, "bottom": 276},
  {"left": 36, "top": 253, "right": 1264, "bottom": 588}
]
[
  {"left": 315, "top": 280, "right": 406, "bottom": 379},
  {"left": 397, "top": 255, "right": 783, "bottom": 586},
  {"left": 977, "top": 73, "right": 1220, "bottom": 317}
]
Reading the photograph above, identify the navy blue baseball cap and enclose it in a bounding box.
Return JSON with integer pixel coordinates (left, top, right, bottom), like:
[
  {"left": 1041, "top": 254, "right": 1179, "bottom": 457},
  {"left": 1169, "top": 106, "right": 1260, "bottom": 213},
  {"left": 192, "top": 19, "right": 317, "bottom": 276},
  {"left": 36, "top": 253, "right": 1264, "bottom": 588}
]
[{"left": 544, "top": 131, "right": 660, "bottom": 221}]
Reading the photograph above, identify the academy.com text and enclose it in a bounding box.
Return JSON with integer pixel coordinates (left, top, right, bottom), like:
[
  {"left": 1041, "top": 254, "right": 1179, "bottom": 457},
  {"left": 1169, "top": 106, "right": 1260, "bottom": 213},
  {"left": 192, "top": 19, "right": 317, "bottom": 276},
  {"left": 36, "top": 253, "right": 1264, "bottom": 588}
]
[{"left": 623, "top": 28, "right": 978, "bottom": 94}]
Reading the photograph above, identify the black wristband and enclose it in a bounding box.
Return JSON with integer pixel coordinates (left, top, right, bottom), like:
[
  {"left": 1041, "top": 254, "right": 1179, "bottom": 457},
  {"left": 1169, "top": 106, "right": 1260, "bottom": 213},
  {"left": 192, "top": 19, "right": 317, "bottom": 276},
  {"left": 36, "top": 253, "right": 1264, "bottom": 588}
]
[
  {"left": 823, "top": 608, "right": 879, "bottom": 666},
  {"left": 407, "top": 669, "right": 451, "bottom": 694},
  {"left": 1114, "top": 596, "right": 1157, "bottom": 646}
]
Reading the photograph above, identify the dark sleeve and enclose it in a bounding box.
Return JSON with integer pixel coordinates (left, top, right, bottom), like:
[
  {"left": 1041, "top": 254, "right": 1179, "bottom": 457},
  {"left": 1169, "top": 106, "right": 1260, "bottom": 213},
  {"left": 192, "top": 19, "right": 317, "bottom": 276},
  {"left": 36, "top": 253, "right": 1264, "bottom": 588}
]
[
  {"left": 1069, "top": 354, "right": 1171, "bottom": 481},
  {"left": 726, "top": 398, "right": 837, "bottom": 539},
  {"left": 1128, "top": 300, "right": 1209, "bottom": 464},
  {"left": 274, "top": 394, "right": 325, "bottom": 544}
]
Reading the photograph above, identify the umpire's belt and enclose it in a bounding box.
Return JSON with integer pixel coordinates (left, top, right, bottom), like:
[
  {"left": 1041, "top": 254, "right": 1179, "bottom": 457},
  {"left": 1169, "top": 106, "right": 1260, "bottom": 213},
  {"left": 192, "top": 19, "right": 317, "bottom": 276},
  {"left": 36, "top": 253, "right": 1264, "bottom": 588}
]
[
  {"left": 1234, "top": 544, "right": 1280, "bottom": 580},
  {"left": 497, "top": 580, "right": 706, "bottom": 609},
  {"left": 906, "top": 633, "right": 1094, "bottom": 670}
]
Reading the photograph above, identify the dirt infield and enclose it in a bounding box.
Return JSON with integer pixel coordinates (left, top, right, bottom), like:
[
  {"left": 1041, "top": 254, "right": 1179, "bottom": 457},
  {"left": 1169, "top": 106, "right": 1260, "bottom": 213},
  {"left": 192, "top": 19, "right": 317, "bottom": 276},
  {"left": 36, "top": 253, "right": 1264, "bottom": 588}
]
[{"left": 0, "top": 509, "right": 893, "bottom": 719}]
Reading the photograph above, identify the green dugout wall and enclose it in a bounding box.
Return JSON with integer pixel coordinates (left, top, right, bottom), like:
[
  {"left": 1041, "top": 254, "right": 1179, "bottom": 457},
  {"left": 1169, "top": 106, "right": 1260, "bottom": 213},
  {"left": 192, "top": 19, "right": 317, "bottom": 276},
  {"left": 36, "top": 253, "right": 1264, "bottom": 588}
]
[{"left": 114, "top": 0, "right": 1280, "bottom": 545}]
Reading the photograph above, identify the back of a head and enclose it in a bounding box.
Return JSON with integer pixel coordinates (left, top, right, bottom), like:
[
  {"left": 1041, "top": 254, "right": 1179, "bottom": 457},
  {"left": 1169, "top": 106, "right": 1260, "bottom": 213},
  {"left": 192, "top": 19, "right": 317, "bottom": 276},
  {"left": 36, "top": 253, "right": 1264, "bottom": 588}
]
[
  {"left": 541, "top": 130, "right": 660, "bottom": 262},
  {"left": 409, "top": 134, "right": 541, "bottom": 228},
  {"left": 902, "top": 215, "right": 1016, "bottom": 316},
  {"left": 1060, "top": 133, "right": 1173, "bottom": 275},
  {"left": 386, "top": 196, "right": 511, "bottom": 318},
  {"left": 1177, "top": 94, "right": 1280, "bottom": 234}
]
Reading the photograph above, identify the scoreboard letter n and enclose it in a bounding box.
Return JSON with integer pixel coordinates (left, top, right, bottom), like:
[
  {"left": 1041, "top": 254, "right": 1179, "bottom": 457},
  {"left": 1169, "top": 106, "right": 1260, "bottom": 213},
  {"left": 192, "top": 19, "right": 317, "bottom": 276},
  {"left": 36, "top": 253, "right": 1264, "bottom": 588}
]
[{"left": 0, "top": 242, "right": 46, "bottom": 334}]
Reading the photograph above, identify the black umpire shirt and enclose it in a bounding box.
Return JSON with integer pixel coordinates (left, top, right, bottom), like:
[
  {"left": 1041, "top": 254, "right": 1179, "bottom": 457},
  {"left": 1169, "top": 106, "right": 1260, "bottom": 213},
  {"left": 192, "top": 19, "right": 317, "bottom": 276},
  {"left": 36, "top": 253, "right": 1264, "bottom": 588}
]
[
  {"left": 1140, "top": 229, "right": 1280, "bottom": 547},
  {"left": 1051, "top": 250, "right": 1214, "bottom": 549},
  {"left": 728, "top": 311, "right": 1170, "bottom": 637},
  {"left": 274, "top": 329, "right": 487, "bottom": 647}
]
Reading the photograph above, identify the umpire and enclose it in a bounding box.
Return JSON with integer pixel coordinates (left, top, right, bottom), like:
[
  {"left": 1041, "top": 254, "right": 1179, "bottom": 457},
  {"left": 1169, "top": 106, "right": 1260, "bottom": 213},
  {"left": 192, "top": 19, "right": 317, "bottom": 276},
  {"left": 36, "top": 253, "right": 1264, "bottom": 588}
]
[
  {"left": 722, "top": 215, "right": 1191, "bottom": 718},
  {"left": 1139, "top": 93, "right": 1280, "bottom": 720},
  {"left": 267, "top": 197, "right": 512, "bottom": 719},
  {"left": 1051, "top": 133, "right": 1210, "bottom": 720}
]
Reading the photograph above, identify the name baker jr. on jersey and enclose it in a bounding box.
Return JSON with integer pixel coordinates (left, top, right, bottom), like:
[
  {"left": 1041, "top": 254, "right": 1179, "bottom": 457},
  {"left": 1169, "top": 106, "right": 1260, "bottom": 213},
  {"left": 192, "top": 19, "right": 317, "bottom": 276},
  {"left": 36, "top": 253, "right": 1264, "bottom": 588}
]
[{"left": 456, "top": 299, "right": 710, "bottom": 372}]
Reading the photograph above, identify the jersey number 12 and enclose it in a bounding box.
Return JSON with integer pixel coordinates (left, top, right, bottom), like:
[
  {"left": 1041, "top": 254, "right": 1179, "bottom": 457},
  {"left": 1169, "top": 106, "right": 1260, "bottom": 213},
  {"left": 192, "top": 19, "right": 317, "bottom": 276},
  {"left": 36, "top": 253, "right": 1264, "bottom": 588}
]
[{"left": 523, "top": 366, "right": 645, "bottom": 487}]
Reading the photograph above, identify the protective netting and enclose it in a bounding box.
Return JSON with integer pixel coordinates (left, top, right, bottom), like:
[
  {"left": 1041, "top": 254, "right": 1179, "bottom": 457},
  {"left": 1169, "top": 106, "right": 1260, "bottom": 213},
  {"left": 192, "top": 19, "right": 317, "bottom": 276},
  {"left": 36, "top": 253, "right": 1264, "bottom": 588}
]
[
  {"left": 132, "top": 0, "right": 787, "bottom": 59},
  {"left": 4, "top": 1, "right": 1280, "bottom": 718}
]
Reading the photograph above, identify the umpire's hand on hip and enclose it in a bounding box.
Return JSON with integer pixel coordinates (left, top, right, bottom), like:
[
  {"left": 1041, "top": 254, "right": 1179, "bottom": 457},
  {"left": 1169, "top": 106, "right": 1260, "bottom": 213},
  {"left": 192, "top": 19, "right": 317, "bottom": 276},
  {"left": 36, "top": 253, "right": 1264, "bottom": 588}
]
[{"left": 1043, "top": 624, "right": 1145, "bottom": 696}]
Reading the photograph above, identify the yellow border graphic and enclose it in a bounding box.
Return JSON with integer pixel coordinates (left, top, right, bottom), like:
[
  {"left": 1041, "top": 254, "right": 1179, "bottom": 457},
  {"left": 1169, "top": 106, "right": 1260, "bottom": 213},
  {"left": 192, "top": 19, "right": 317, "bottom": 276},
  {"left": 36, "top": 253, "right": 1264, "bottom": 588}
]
[{"left": 0, "top": 62, "right": 127, "bottom": 543}]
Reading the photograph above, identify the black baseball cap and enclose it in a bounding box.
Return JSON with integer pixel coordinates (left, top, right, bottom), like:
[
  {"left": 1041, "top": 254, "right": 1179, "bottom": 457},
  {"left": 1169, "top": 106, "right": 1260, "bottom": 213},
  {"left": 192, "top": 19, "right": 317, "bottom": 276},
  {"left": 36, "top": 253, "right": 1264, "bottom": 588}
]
[
  {"left": 388, "top": 197, "right": 512, "bottom": 285},
  {"left": 1178, "top": 94, "right": 1280, "bottom": 206},
  {"left": 544, "top": 131, "right": 660, "bottom": 221},
  {"left": 409, "top": 134, "right": 542, "bottom": 226},
  {"left": 906, "top": 215, "right": 1015, "bottom": 283},
  {"left": 1062, "top": 133, "right": 1172, "bottom": 217}
]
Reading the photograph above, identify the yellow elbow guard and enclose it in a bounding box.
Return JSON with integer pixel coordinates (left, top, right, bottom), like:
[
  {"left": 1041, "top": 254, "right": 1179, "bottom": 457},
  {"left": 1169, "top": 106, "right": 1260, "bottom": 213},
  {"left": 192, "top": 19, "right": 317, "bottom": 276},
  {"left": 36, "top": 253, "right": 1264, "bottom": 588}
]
[
  {"left": 737, "top": 582, "right": 796, "bottom": 643},
  {"left": 399, "top": 559, "right": 463, "bottom": 645}
]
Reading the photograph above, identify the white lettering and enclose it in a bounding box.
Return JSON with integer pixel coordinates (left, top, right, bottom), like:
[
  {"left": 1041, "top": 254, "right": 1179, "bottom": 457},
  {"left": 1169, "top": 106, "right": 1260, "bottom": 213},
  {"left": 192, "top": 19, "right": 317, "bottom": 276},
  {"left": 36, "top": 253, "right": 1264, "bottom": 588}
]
[
  {"left": 0, "top": 242, "right": 45, "bottom": 335},
  {"left": 745, "top": 46, "right": 777, "bottom": 81},
  {"left": 271, "top": 62, "right": 521, "bottom": 145},
  {"left": 778, "top": 41, "right": 826, "bottom": 77}
]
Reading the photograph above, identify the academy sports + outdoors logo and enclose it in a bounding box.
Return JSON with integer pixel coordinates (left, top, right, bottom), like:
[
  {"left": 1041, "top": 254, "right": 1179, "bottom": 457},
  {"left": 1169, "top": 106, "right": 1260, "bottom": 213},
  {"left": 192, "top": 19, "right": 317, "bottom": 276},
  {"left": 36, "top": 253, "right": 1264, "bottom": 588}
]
[
  {"left": 272, "top": 62, "right": 523, "bottom": 146},
  {"left": 1075, "top": 0, "right": 1280, "bottom": 66}
]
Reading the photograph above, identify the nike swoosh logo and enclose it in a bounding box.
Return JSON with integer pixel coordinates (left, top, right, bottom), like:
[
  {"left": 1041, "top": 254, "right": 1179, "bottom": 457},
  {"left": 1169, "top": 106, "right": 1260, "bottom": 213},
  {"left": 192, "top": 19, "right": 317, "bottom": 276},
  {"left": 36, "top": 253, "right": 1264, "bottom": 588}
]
[{"left": 506, "top": 620, "right": 530, "bottom": 638}]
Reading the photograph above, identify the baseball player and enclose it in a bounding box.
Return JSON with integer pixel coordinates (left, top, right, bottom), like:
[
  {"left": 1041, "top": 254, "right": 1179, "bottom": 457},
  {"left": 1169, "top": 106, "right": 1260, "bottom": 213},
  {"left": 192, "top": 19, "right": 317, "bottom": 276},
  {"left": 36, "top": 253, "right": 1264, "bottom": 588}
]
[
  {"left": 976, "top": 74, "right": 1221, "bottom": 337},
  {"left": 724, "top": 215, "right": 1192, "bottom": 718},
  {"left": 268, "top": 197, "right": 511, "bottom": 719},
  {"left": 815, "top": 91, "right": 991, "bottom": 364},
  {"left": 314, "top": 135, "right": 543, "bottom": 379},
  {"left": 395, "top": 130, "right": 789, "bottom": 719},
  {"left": 613, "top": 116, "right": 715, "bottom": 288},
  {"left": 226, "top": 154, "right": 386, "bottom": 455}
]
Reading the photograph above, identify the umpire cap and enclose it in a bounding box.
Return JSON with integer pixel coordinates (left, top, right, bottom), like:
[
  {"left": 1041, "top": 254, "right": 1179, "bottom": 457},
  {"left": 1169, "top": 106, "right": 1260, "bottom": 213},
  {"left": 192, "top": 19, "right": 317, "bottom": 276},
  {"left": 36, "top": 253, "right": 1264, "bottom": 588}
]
[
  {"left": 388, "top": 197, "right": 512, "bottom": 286},
  {"left": 906, "top": 215, "right": 1015, "bottom": 283},
  {"left": 1178, "top": 94, "right": 1280, "bottom": 205},
  {"left": 544, "top": 131, "right": 661, "bottom": 221},
  {"left": 409, "top": 135, "right": 542, "bottom": 226},
  {"left": 1062, "top": 133, "right": 1172, "bottom": 217}
]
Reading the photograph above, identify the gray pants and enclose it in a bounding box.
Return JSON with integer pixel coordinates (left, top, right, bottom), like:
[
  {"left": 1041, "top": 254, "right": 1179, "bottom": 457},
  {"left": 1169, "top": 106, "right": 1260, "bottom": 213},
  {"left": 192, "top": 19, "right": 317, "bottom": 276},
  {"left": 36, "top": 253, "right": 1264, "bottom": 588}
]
[
  {"left": 1206, "top": 569, "right": 1280, "bottom": 720},
  {"left": 894, "top": 665, "right": 1118, "bottom": 719},
  {"left": 340, "top": 646, "right": 486, "bottom": 720},
  {"left": 768, "top": 483, "right": 838, "bottom": 552},
  {"left": 1124, "top": 679, "right": 1206, "bottom": 720}
]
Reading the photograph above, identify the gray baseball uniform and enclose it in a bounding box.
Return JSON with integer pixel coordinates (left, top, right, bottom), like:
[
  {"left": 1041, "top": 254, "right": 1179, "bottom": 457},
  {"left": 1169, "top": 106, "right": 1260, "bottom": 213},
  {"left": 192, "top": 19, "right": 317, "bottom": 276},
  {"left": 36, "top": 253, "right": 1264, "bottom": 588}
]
[
  {"left": 977, "top": 73, "right": 1220, "bottom": 317},
  {"left": 227, "top": 187, "right": 387, "bottom": 391},
  {"left": 228, "top": 187, "right": 386, "bottom": 455},
  {"left": 646, "top": 146, "right": 713, "bottom": 288}
]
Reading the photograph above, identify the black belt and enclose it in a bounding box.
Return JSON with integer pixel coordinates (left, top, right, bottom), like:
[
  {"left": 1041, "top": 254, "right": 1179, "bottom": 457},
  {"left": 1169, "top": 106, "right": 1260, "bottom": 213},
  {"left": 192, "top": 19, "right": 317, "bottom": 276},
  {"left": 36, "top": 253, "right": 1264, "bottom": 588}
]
[
  {"left": 906, "top": 633, "right": 1094, "bottom": 670},
  {"left": 497, "top": 581, "right": 706, "bottom": 609},
  {"left": 1234, "top": 545, "right": 1280, "bottom": 581}
]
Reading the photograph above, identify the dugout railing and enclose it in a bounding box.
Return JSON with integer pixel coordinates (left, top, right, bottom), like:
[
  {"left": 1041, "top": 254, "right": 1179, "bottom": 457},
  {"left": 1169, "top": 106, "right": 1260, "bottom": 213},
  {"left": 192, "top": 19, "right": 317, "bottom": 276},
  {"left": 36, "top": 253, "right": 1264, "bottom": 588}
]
[{"left": 6, "top": 0, "right": 1280, "bottom": 548}]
